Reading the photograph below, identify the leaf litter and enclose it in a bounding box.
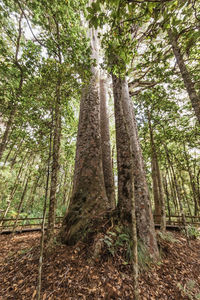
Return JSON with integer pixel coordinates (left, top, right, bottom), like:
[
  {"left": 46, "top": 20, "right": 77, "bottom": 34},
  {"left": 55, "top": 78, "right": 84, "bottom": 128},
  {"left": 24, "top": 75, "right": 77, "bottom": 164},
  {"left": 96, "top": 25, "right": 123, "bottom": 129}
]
[{"left": 0, "top": 231, "right": 199, "bottom": 299}]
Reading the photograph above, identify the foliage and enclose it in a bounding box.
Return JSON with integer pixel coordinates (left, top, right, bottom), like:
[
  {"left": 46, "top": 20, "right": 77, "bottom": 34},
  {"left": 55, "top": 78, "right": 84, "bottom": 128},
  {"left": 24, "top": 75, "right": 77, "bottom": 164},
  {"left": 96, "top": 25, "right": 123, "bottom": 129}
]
[
  {"left": 177, "top": 280, "right": 200, "bottom": 300},
  {"left": 185, "top": 226, "right": 200, "bottom": 240},
  {"left": 100, "top": 225, "right": 153, "bottom": 269}
]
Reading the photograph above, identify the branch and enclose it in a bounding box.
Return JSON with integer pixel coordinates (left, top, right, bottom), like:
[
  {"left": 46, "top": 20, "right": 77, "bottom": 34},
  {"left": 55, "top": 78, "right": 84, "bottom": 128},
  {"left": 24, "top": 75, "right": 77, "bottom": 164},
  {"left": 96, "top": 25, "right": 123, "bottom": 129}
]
[{"left": 16, "top": 0, "right": 46, "bottom": 47}]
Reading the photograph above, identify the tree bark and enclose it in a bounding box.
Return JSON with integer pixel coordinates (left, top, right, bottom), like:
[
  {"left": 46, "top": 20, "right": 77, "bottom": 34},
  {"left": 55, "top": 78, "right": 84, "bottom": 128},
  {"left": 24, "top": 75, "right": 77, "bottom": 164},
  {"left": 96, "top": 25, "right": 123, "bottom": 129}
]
[
  {"left": 47, "top": 81, "right": 62, "bottom": 242},
  {"left": 168, "top": 28, "right": 200, "bottom": 123},
  {"left": 112, "top": 75, "right": 158, "bottom": 258},
  {"left": 100, "top": 77, "right": 115, "bottom": 208},
  {"left": 60, "top": 71, "right": 109, "bottom": 245}
]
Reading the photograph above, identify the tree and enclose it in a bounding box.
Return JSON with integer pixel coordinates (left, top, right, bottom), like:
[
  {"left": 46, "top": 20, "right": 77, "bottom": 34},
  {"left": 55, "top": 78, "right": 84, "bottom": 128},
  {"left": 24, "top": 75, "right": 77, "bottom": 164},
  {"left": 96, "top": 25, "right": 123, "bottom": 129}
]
[
  {"left": 60, "top": 30, "right": 110, "bottom": 245},
  {"left": 100, "top": 76, "right": 115, "bottom": 208},
  {"left": 113, "top": 75, "right": 159, "bottom": 257},
  {"left": 168, "top": 28, "right": 200, "bottom": 123}
]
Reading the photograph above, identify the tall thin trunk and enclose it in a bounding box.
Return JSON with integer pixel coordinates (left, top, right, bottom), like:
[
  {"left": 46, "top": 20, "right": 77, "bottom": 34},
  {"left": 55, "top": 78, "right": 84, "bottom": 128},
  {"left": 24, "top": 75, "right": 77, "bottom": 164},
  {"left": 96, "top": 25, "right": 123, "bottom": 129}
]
[
  {"left": 47, "top": 19, "right": 62, "bottom": 243},
  {"left": 170, "top": 164, "right": 189, "bottom": 243},
  {"left": 151, "top": 156, "right": 161, "bottom": 223},
  {"left": 168, "top": 28, "right": 200, "bottom": 123},
  {"left": 163, "top": 174, "right": 171, "bottom": 224},
  {"left": 148, "top": 116, "right": 161, "bottom": 223},
  {"left": 26, "top": 168, "right": 43, "bottom": 211},
  {"left": 37, "top": 121, "right": 52, "bottom": 300},
  {"left": 0, "top": 151, "right": 29, "bottom": 226},
  {"left": 180, "top": 175, "right": 192, "bottom": 217},
  {"left": 0, "top": 14, "right": 24, "bottom": 160},
  {"left": 166, "top": 157, "right": 179, "bottom": 214},
  {"left": 112, "top": 75, "right": 158, "bottom": 258},
  {"left": 157, "top": 166, "right": 166, "bottom": 232},
  {"left": 3, "top": 141, "right": 15, "bottom": 166},
  {"left": 100, "top": 77, "right": 115, "bottom": 208},
  {"left": 0, "top": 106, "right": 17, "bottom": 160},
  {"left": 12, "top": 174, "right": 30, "bottom": 233},
  {"left": 147, "top": 112, "right": 166, "bottom": 230},
  {"left": 47, "top": 83, "right": 62, "bottom": 242},
  {"left": 183, "top": 145, "right": 199, "bottom": 215}
]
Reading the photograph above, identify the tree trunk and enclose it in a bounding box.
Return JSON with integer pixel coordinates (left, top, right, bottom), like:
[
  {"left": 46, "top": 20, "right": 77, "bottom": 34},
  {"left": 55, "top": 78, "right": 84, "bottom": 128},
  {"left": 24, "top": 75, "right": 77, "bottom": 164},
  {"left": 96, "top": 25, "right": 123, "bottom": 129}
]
[
  {"left": 0, "top": 14, "right": 24, "bottom": 160},
  {"left": 148, "top": 120, "right": 161, "bottom": 223},
  {"left": 163, "top": 174, "right": 171, "bottom": 224},
  {"left": 168, "top": 28, "right": 200, "bottom": 123},
  {"left": 47, "top": 82, "right": 62, "bottom": 242},
  {"left": 0, "top": 151, "right": 29, "bottom": 226},
  {"left": 100, "top": 77, "right": 115, "bottom": 208},
  {"left": 180, "top": 175, "right": 192, "bottom": 217},
  {"left": 183, "top": 145, "right": 199, "bottom": 215},
  {"left": 0, "top": 106, "right": 17, "bottom": 160},
  {"left": 36, "top": 115, "right": 52, "bottom": 300},
  {"left": 112, "top": 75, "right": 158, "bottom": 258},
  {"left": 3, "top": 140, "right": 17, "bottom": 166},
  {"left": 60, "top": 71, "right": 109, "bottom": 245},
  {"left": 112, "top": 75, "right": 132, "bottom": 221},
  {"left": 12, "top": 173, "right": 30, "bottom": 233},
  {"left": 148, "top": 113, "right": 166, "bottom": 231}
]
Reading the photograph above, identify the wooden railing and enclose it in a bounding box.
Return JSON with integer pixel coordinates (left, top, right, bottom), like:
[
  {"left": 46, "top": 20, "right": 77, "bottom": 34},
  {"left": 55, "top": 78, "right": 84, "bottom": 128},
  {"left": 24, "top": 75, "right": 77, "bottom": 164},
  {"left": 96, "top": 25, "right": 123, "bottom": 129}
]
[
  {"left": 0, "top": 214, "right": 199, "bottom": 234},
  {"left": 153, "top": 215, "right": 200, "bottom": 226},
  {"left": 0, "top": 216, "right": 63, "bottom": 233}
]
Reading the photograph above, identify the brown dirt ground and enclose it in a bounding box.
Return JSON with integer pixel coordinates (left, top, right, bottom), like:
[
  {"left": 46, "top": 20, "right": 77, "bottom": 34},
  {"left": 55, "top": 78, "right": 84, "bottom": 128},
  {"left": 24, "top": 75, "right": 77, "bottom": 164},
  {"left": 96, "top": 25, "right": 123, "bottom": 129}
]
[{"left": 0, "top": 230, "right": 199, "bottom": 300}]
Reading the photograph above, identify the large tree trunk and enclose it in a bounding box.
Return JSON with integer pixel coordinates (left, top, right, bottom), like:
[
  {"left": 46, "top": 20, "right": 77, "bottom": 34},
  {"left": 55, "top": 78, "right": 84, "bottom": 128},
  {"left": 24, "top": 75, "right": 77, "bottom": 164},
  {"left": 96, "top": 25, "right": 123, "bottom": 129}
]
[
  {"left": 60, "top": 28, "right": 109, "bottom": 245},
  {"left": 112, "top": 75, "right": 158, "bottom": 258},
  {"left": 168, "top": 28, "right": 200, "bottom": 123},
  {"left": 100, "top": 77, "right": 115, "bottom": 208},
  {"left": 112, "top": 75, "right": 132, "bottom": 221},
  {"left": 60, "top": 70, "right": 109, "bottom": 245}
]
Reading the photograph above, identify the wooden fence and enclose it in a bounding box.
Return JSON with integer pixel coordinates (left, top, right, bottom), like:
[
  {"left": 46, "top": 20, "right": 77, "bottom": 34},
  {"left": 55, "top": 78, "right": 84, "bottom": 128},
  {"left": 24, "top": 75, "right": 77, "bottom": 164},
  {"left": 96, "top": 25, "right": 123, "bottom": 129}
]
[{"left": 0, "top": 214, "right": 199, "bottom": 234}]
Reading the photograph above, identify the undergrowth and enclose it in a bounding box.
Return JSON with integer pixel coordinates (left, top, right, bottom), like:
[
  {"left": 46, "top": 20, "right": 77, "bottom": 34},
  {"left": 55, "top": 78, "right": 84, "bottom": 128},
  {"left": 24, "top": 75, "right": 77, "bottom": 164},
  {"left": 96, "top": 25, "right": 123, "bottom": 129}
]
[{"left": 99, "top": 225, "right": 153, "bottom": 270}]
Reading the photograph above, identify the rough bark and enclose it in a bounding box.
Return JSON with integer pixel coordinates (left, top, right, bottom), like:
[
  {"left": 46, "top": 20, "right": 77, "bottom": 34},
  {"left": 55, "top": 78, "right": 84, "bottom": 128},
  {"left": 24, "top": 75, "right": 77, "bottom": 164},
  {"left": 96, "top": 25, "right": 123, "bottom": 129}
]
[
  {"left": 112, "top": 75, "right": 132, "bottom": 221},
  {"left": 168, "top": 28, "right": 200, "bottom": 124},
  {"left": 60, "top": 70, "right": 109, "bottom": 245},
  {"left": 100, "top": 77, "right": 115, "bottom": 208},
  {"left": 112, "top": 75, "right": 158, "bottom": 258}
]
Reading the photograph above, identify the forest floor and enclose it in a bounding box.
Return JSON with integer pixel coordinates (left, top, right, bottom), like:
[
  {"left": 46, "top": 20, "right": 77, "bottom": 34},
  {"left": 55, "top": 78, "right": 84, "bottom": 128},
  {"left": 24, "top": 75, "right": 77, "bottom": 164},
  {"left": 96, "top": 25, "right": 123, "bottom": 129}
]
[{"left": 0, "top": 230, "right": 200, "bottom": 300}]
